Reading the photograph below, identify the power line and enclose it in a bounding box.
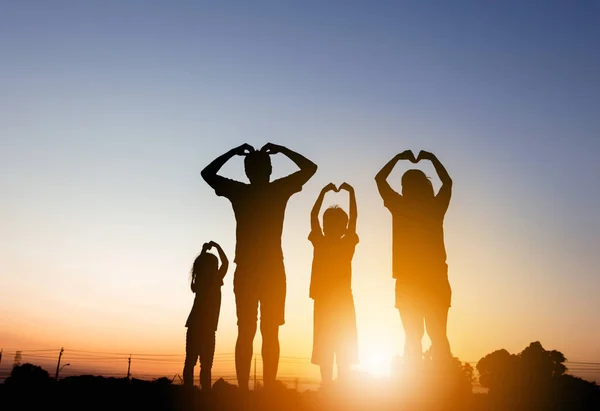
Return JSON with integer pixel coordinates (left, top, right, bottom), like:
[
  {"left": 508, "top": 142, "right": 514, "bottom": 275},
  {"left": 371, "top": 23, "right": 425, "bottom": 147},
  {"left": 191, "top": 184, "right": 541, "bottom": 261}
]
[
  {"left": 19, "top": 349, "right": 62, "bottom": 353},
  {"left": 66, "top": 349, "right": 231, "bottom": 357},
  {"left": 3, "top": 347, "right": 598, "bottom": 384},
  {"left": 10, "top": 347, "right": 600, "bottom": 366}
]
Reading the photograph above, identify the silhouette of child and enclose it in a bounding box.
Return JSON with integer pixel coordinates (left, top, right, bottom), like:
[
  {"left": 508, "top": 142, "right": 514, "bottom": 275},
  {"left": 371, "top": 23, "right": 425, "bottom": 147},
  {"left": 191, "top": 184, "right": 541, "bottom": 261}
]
[
  {"left": 183, "top": 241, "right": 228, "bottom": 390},
  {"left": 375, "top": 150, "right": 453, "bottom": 366},
  {"left": 309, "top": 183, "right": 359, "bottom": 385}
]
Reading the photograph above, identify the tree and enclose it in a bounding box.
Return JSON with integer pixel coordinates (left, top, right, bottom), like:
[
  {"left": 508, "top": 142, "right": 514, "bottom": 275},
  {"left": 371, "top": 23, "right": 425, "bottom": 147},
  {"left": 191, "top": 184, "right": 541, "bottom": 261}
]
[
  {"left": 4, "top": 363, "right": 51, "bottom": 387},
  {"left": 476, "top": 341, "right": 599, "bottom": 411},
  {"left": 477, "top": 348, "right": 518, "bottom": 393},
  {"left": 153, "top": 377, "right": 172, "bottom": 385}
]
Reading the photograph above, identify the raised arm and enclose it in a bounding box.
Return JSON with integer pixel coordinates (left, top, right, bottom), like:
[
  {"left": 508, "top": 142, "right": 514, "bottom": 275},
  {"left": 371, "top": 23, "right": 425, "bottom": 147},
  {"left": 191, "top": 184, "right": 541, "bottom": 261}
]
[
  {"left": 417, "top": 151, "right": 452, "bottom": 186},
  {"left": 339, "top": 183, "right": 357, "bottom": 234},
  {"left": 201, "top": 143, "right": 254, "bottom": 189},
  {"left": 375, "top": 150, "right": 416, "bottom": 202},
  {"left": 311, "top": 183, "right": 336, "bottom": 233},
  {"left": 208, "top": 241, "right": 229, "bottom": 279},
  {"left": 417, "top": 150, "right": 452, "bottom": 211},
  {"left": 261, "top": 143, "right": 318, "bottom": 186}
]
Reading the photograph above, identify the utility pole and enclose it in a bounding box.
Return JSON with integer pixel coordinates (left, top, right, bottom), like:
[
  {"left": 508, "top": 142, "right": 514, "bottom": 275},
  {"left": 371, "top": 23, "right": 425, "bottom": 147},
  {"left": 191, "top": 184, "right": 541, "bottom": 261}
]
[
  {"left": 253, "top": 355, "right": 257, "bottom": 390},
  {"left": 55, "top": 347, "right": 64, "bottom": 380},
  {"left": 127, "top": 355, "right": 131, "bottom": 380}
]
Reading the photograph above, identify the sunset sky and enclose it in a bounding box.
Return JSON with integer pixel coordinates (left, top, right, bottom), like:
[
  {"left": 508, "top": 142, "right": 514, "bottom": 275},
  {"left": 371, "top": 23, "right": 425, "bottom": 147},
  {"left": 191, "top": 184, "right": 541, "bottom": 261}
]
[{"left": 1, "top": 1, "right": 599, "bottom": 383}]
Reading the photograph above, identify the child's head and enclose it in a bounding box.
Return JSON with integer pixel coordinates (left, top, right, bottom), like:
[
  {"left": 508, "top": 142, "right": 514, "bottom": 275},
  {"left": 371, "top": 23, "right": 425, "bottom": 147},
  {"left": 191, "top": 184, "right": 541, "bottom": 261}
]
[
  {"left": 323, "top": 205, "right": 348, "bottom": 238},
  {"left": 401, "top": 169, "right": 434, "bottom": 200},
  {"left": 191, "top": 252, "right": 219, "bottom": 291},
  {"left": 244, "top": 151, "right": 272, "bottom": 184}
]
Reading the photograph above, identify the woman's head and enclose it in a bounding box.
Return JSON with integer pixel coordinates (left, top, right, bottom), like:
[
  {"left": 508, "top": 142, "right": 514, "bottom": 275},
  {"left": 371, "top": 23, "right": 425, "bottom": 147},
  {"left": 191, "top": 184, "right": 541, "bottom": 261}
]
[
  {"left": 323, "top": 206, "right": 348, "bottom": 238},
  {"left": 401, "top": 169, "right": 434, "bottom": 199},
  {"left": 244, "top": 151, "right": 272, "bottom": 184}
]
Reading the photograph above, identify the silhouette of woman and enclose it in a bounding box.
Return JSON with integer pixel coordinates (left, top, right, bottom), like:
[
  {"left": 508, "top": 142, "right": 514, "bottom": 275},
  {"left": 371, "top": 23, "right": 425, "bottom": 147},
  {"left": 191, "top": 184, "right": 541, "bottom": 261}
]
[
  {"left": 375, "top": 150, "right": 453, "bottom": 366},
  {"left": 183, "top": 241, "right": 228, "bottom": 390}
]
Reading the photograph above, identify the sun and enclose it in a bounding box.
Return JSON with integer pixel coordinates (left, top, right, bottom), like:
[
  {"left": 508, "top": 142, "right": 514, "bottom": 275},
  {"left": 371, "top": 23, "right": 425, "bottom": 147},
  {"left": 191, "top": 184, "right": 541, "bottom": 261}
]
[{"left": 357, "top": 350, "right": 393, "bottom": 378}]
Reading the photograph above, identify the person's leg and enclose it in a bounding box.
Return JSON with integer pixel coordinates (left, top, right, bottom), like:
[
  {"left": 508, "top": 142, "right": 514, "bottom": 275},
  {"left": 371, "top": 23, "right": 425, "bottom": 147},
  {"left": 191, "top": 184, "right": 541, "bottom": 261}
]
[
  {"left": 234, "top": 267, "right": 259, "bottom": 391},
  {"left": 313, "top": 299, "right": 334, "bottom": 386},
  {"left": 335, "top": 293, "right": 358, "bottom": 384},
  {"left": 318, "top": 343, "right": 335, "bottom": 386},
  {"left": 397, "top": 281, "right": 425, "bottom": 367},
  {"left": 424, "top": 304, "right": 452, "bottom": 362},
  {"left": 320, "top": 362, "right": 333, "bottom": 385},
  {"left": 259, "top": 261, "right": 286, "bottom": 389},
  {"left": 236, "top": 321, "right": 257, "bottom": 391},
  {"left": 183, "top": 328, "right": 199, "bottom": 387},
  {"left": 336, "top": 362, "right": 351, "bottom": 382},
  {"left": 260, "top": 321, "right": 280, "bottom": 388},
  {"left": 398, "top": 303, "right": 425, "bottom": 365},
  {"left": 199, "top": 330, "right": 216, "bottom": 391}
]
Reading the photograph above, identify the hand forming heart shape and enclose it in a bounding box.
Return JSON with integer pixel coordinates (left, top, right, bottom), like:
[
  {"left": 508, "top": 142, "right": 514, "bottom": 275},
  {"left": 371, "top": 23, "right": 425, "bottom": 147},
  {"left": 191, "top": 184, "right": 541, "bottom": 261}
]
[
  {"left": 398, "top": 150, "right": 434, "bottom": 163},
  {"left": 322, "top": 182, "right": 339, "bottom": 193},
  {"left": 398, "top": 150, "right": 418, "bottom": 163},
  {"left": 323, "top": 182, "right": 353, "bottom": 193}
]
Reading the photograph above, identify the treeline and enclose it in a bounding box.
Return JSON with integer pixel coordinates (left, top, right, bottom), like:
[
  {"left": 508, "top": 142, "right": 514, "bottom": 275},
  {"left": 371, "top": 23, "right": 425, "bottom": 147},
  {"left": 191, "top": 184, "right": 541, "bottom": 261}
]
[{"left": 0, "top": 341, "right": 598, "bottom": 411}]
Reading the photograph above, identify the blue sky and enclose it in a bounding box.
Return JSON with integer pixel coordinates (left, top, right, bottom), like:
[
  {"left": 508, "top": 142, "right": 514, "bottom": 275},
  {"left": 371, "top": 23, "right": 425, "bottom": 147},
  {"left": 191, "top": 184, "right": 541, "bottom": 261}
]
[{"left": 1, "top": 0, "right": 599, "bottom": 379}]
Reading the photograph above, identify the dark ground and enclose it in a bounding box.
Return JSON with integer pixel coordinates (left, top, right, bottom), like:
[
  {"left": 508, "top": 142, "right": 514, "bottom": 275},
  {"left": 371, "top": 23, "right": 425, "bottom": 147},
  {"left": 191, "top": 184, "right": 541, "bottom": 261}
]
[{"left": 1, "top": 372, "right": 598, "bottom": 411}]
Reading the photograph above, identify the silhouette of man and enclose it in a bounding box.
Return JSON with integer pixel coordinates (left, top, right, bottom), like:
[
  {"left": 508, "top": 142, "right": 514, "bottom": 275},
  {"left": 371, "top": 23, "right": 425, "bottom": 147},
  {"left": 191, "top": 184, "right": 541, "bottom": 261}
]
[
  {"left": 202, "top": 143, "right": 317, "bottom": 390},
  {"left": 375, "top": 150, "right": 453, "bottom": 366}
]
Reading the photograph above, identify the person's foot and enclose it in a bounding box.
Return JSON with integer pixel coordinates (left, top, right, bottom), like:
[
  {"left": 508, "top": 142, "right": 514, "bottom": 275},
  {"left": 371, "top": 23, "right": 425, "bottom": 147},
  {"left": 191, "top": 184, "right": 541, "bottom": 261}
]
[{"left": 200, "top": 379, "right": 212, "bottom": 392}]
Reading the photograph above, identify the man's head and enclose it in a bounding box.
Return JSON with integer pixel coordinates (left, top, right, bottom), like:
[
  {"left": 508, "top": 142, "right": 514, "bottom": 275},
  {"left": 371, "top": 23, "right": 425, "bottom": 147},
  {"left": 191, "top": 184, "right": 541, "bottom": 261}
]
[
  {"left": 244, "top": 151, "right": 272, "bottom": 184},
  {"left": 401, "top": 169, "right": 434, "bottom": 200},
  {"left": 323, "top": 206, "right": 348, "bottom": 238}
]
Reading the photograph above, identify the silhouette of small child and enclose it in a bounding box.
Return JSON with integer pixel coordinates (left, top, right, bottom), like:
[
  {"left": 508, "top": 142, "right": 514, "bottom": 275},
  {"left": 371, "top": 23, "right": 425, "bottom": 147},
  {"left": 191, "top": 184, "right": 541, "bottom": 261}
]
[
  {"left": 309, "top": 183, "right": 359, "bottom": 385},
  {"left": 183, "top": 241, "right": 228, "bottom": 390}
]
